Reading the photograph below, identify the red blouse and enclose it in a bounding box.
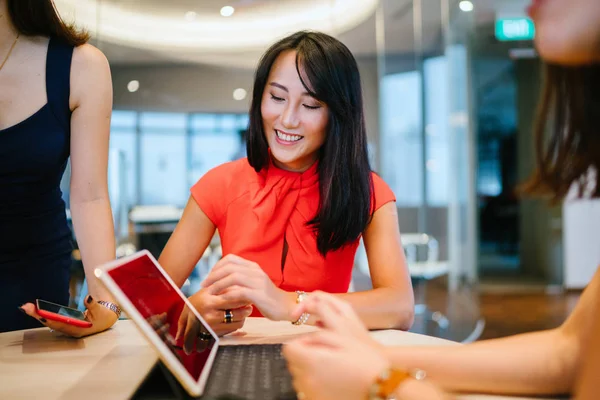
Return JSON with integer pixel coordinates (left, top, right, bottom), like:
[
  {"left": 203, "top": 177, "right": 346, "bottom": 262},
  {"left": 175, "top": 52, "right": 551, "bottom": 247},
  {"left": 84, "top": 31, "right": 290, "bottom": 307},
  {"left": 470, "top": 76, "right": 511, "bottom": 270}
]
[{"left": 191, "top": 159, "right": 395, "bottom": 315}]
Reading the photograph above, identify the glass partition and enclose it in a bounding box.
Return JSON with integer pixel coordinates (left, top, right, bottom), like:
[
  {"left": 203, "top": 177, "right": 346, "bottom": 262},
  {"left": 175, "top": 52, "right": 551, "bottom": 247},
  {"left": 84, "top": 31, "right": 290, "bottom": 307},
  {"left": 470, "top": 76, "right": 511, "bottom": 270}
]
[{"left": 377, "top": 0, "right": 477, "bottom": 290}]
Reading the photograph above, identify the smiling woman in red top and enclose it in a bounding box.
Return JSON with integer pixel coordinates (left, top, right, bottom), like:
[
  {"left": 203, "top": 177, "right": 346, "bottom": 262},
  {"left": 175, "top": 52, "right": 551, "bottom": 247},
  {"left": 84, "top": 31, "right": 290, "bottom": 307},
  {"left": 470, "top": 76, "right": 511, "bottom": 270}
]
[{"left": 159, "top": 31, "right": 414, "bottom": 336}]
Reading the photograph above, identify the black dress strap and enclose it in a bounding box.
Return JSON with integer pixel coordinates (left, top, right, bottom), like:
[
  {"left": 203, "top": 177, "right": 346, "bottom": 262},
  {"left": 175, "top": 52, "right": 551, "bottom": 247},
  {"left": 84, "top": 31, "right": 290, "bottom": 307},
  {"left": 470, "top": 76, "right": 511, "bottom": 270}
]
[{"left": 46, "top": 37, "right": 74, "bottom": 131}]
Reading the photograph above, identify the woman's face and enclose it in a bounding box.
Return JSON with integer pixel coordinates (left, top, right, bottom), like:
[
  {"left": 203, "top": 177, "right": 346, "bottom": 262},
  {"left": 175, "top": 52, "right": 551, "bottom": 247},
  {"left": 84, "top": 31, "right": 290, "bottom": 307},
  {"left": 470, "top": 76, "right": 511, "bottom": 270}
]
[
  {"left": 260, "top": 50, "right": 329, "bottom": 172},
  {"left": 528, "top": 0, "right": 600, "bottom": 65}
]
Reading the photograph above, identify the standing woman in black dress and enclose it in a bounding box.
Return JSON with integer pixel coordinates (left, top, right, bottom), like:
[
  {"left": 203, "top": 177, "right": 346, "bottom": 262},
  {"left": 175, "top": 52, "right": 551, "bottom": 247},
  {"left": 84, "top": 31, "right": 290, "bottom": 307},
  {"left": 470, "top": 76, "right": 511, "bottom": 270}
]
[{"left": 0, "top": 0, "right": 119, "bottom": 335}]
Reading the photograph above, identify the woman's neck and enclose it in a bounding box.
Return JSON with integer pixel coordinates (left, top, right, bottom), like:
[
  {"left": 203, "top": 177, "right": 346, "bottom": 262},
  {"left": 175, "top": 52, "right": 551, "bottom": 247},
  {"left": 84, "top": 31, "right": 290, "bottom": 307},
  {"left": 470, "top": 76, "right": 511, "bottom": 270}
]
[
  {"left": 271, "top": 154, "right": 319, "bottom": 173},
  {"left": 0, "top": 1, "right": 18, "bottom": 50}
]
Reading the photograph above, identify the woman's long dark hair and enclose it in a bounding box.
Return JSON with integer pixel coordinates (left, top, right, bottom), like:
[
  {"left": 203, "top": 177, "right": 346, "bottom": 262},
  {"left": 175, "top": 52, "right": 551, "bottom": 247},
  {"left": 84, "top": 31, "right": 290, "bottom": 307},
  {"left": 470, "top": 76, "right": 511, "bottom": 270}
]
[
  {"left": 522, "top": 64, "right": 600, "bottom": 201},
  {"left": 247, "top": 31, "right": 373, "bottom": 256},
  {"left": 7, "top": 0, "right": 89, "bottom": 46}
]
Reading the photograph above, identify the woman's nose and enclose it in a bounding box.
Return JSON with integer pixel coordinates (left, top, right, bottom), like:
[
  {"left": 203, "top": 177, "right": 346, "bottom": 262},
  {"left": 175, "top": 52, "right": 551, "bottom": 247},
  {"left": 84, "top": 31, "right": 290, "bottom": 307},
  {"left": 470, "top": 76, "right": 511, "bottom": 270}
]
[{"left": 281, "top": 105, "right": 300, "bottom": 129}]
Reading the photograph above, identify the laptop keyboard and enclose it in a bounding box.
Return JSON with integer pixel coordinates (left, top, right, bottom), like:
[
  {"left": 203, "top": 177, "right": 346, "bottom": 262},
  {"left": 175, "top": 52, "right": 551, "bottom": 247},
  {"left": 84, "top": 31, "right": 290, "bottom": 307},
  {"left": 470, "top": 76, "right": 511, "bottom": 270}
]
[{"left": 203, "top": 344, "right": 297, "bottom": 400}]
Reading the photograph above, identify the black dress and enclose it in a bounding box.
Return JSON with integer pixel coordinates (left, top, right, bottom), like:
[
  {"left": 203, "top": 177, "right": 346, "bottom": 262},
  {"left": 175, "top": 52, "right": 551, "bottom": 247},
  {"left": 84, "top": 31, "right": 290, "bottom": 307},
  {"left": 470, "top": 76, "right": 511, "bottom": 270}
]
[{"left": 0, "top": 37, "right": 75, "bottom": 332}]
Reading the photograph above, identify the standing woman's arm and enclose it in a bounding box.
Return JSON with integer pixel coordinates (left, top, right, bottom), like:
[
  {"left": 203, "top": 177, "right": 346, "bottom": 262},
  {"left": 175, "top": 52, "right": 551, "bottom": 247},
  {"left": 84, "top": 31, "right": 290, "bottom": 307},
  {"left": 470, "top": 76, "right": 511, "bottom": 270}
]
[{"left": 67, "top": 43, "right": 118, "bottom": 332}]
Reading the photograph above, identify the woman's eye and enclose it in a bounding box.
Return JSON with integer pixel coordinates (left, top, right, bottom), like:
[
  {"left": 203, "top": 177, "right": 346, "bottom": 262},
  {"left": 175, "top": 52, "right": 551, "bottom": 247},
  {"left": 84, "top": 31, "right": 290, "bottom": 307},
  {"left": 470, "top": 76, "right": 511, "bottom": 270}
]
[
  {"left": 271, "top": 94, "right": 285, "bottom": 102},
  {"left": 303, "top": 104, "right": 321, "bottom": 110}
]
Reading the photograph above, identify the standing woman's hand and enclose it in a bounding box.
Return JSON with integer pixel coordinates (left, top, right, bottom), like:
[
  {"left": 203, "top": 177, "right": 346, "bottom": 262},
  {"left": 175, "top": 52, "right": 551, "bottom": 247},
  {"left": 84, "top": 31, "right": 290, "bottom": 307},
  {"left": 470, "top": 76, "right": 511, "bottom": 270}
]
[{"left": 20, "top": 295, "right": 118, "bottom": 338}]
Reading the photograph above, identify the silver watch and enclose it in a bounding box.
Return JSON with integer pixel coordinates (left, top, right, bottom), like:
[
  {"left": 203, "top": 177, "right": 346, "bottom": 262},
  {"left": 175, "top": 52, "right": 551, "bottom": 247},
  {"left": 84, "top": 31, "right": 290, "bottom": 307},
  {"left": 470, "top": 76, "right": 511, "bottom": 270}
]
[{"left": 98, "top": 300, "right": 122, "bottom": 318}]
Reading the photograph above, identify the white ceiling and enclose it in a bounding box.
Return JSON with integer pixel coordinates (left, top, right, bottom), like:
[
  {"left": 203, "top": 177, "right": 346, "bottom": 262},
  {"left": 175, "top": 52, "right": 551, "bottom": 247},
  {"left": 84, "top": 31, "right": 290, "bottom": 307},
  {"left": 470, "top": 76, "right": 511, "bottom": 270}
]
[
  {"left": 56, "top": 0, "right": 505, "bottom": 68},
  {"left": 101, "top": 0, "right": 308, "bottom": 19}
]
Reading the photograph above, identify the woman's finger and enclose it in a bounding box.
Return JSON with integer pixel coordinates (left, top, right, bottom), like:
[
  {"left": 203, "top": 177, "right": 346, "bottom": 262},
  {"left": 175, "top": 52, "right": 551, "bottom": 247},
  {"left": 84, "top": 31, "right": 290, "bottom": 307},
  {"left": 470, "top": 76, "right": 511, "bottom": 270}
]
[
  {"left": 211, "top": 295, "right": 253, "bottom": 311},
  {"left": 20, "top": 302, "right": 42, "bottom": 320},
  {"left": 213, "top": 320, "right": 245, "bottom": 336},
  {"left": 20, "top": 303, "right": 84, "bottom": 336},
  {"left": 295, "top": 296, "right": 347, "bottom": 332},
  {"left": 83, "top": 296, "right": 116, "bottom": 324},
  {"left": 211, "top": 306, "right": 251, "bottom": 324},
  {"left": 317, "top": 292, "right": 361, "bottom": 323},
  {"left": 214, "top": 286, "right": 255, "bottom": 306},
  {"left": 205, "top": 308, "right": 249, "bottom": 336},
  {"left": 282, "top": 340, "right": 309, "bottom": 365},
  {"left": 224, "top": 305, "right": 253, "bottom": 321},
  {"left": 210, "top": 254, "right": 252, "bottom": 272},
  {"left": 308, "top": 291, "right": 347, "bottom": 315},
  {"left": 202, "top": 263, "right": 244, "bottom": 289},
  {"left": 294, "top": 330, "right": 347, "bottom": 350},
  {"left": 206, "top": 272, "right": 257, "bottom": 295}
]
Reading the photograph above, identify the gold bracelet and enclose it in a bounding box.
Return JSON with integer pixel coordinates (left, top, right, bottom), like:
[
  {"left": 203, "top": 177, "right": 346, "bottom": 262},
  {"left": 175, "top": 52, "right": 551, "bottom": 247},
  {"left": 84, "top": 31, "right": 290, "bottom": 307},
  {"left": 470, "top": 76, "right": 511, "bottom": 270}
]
[
  {"left": 291, "top": 291, "right": 309, "bottom": 325},
  {"left": 368, "top": 367, "right": 426, "bottom": 400}
]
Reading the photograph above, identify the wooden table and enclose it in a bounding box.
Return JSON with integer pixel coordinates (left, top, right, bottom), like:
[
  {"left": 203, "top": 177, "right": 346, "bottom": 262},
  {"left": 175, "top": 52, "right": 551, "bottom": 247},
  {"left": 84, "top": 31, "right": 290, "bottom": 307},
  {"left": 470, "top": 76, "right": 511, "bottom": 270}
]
[{"left": 0, "top": 319, "right": 559, "bottom": 400}]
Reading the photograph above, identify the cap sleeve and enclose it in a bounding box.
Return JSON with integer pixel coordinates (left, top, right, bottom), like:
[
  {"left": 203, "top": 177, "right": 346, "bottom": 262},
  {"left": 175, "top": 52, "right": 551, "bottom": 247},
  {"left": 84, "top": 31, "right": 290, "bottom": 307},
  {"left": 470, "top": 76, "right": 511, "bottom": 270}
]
[
  {"left": 191, "top": 164, "right": 232, "bottom": 227},
  {"left": 371, "top": 173, "right": 396, "bottom": 213}
]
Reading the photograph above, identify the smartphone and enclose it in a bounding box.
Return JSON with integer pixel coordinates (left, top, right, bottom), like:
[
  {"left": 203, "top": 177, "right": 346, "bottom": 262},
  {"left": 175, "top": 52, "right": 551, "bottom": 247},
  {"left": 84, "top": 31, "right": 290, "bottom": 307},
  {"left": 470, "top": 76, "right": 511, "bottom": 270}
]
[{"left": 36, "top": 299, "right": 93, "bottom": 328}]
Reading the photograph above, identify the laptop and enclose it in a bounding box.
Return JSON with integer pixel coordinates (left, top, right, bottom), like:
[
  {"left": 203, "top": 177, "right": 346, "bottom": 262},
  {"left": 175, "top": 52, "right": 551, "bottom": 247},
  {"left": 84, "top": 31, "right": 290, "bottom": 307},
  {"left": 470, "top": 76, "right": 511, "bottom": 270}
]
[{"left": 95, "top": 250, "right": 297, "bottom": 400}]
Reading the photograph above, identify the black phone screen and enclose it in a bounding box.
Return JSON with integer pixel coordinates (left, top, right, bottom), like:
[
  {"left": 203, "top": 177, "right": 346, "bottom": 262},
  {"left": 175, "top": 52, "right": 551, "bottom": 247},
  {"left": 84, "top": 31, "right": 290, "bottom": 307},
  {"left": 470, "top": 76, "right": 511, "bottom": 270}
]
[{"left": 36, "top": 299, "right": 87, "bottom": 320}]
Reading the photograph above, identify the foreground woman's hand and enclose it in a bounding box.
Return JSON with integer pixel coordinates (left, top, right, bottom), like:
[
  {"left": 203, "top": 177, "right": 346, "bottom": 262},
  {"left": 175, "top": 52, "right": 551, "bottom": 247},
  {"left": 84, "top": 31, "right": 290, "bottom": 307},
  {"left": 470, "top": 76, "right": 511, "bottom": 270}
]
[
  {"left": 283, "top": 331, "right": 390, "bottom": 400},
  {"left": 283, "top": 331, "right": 452, "bottom": 400},
  {"left": 290, "top": 291, "right": 373, "bottom": 343}
]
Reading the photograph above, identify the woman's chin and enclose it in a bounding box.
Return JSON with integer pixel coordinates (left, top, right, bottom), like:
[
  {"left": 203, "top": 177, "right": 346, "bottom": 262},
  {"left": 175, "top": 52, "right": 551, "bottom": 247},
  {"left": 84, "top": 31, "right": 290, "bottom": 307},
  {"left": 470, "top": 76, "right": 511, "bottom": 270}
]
[{"left": 269, "top": 150, "right": 307, "bottom": 172}]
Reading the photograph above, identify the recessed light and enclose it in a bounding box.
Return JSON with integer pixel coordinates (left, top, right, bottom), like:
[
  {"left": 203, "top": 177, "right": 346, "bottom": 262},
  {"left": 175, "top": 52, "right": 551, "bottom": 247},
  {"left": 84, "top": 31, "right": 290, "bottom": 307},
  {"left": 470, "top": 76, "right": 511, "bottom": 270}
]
[
  {"left": 459, "top": 1, "right": 474, "bottom": 12},
  {"left": 127, "top": 80, "right": 139, "bottom": 93},
  {"left": 233, "top": 88, "right": 247, "bottom": 101},
  {"left": 220, "top": 6, "right": 235, "bottom": 17},
  {"left": 185, "top": 11, "right": 197, "bottom": 21}
]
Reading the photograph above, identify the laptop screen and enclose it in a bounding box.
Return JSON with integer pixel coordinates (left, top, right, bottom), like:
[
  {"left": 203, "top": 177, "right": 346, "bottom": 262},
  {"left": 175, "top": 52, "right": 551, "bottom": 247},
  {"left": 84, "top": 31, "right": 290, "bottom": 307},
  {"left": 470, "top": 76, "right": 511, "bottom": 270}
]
[{"left": 106, "top": 253, "right": 217, "bottom": 382}]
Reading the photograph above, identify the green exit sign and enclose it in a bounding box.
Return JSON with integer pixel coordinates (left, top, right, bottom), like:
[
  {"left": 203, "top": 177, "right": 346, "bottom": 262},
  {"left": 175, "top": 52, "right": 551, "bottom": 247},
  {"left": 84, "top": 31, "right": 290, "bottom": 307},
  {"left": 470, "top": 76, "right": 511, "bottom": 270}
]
[{"left": 495, "top": 18, "right": 535, "bottom": 41}]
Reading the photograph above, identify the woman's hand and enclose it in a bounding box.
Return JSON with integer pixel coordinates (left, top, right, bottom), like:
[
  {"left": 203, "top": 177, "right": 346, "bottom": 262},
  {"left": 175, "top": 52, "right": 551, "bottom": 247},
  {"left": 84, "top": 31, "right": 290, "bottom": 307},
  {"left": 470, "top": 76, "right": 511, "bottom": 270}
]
[
  {"left": 284, "top": 331, "right": 450, "bottom": 400},
  {"left": 201, "top": 254, "right": 295, "bottom": 321},
  {"left": 283, "top": 331, "right": 390, "bottom": 400},
  {"left": 180, "top": 286, "right": 253, "bottom": 341},
  {"left": 20, "top": 295, "right": 117, "bottom": 338},
  {"left": 291, "top": 291, "right": 373, "bottom": 343}
]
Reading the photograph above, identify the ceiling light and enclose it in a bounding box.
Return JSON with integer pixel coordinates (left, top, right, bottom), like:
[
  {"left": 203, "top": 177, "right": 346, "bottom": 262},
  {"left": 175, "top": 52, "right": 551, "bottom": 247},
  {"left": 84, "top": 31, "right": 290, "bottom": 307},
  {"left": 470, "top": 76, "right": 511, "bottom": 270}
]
[
  {"left": 184, "top": 11, "right": 197, "bottom": 21},
  {"left": 127, "top": 80, "right": 139, "bottom": 93},
  {"left": 220, "top": 6, "right": 235, "bottom": 17},
  {"left": 459, "top": 1, "right": 474, "bottom": 12},
  {"left": 233, "top": 88, "right": 247, "bottom": 101}
]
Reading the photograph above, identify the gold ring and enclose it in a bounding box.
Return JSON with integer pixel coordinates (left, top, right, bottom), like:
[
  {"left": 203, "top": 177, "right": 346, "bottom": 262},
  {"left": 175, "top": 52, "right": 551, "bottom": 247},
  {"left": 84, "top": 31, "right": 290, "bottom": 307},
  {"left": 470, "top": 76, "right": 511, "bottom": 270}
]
[{"left": 224, "top": 309, "right": 233, "bottom": 324}]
